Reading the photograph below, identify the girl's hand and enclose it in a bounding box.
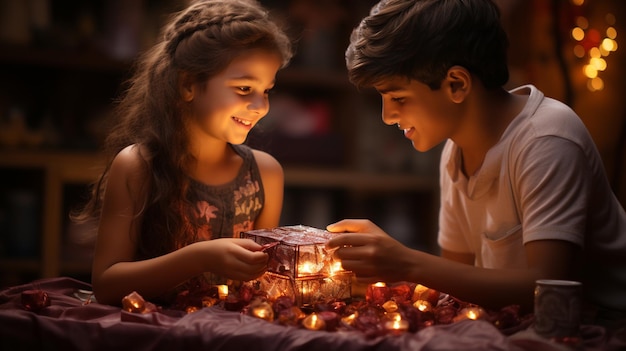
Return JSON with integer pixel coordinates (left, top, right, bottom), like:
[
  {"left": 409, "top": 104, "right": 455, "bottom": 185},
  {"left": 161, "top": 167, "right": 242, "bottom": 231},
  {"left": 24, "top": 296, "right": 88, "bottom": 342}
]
[
  {"left": 326, "top": 219, "right": 415, "bottom": 284},
  {"left": 199, "top": 238, "right": 269, "bottom": 281}
]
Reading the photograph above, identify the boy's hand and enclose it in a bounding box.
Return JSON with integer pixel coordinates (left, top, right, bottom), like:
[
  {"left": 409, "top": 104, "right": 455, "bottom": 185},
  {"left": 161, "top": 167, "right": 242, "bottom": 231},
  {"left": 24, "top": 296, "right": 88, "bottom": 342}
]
[{"left": 326, "top": 219, "right": 413, "bottom": 284}]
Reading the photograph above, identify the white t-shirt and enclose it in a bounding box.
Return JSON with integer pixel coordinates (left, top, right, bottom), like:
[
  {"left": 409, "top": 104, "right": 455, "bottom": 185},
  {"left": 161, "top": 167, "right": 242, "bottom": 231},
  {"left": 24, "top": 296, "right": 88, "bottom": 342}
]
[{"left": 438, "top": 84, "right": 626, "bottom": 311}]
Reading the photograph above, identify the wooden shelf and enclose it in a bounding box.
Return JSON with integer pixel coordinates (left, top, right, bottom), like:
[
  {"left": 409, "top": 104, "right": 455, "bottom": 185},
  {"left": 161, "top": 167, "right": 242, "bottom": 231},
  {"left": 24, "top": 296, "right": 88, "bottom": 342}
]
[
  {"left": 0, "top": 149, "right": 105, "bottom": 280},
  {"left": 0, "top": 150, "right": 436, "bottom": 191},
  {"left": 284, "top": 167, "right": 437, "bottom": 192},
  {"left": 0, "top": 44, "right": 130, "bottom": 72}
]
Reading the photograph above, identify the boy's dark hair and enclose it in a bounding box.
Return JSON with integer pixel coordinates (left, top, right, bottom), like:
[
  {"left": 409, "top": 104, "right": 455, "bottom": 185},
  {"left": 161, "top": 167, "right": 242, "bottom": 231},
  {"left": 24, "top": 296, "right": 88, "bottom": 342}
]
[{"left": 346, "top": 0, "right": 509, "bottom": 90}]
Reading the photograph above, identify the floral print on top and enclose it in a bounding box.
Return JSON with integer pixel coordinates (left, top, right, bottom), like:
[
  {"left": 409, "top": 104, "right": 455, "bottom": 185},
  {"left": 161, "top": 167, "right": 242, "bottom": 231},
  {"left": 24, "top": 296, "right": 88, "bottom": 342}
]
[
  {"left": 186, "top": 144, "right": 264, "bottom": 241},
  {"left": 172, "top": 144, "right": 265, "bottom": 303}
]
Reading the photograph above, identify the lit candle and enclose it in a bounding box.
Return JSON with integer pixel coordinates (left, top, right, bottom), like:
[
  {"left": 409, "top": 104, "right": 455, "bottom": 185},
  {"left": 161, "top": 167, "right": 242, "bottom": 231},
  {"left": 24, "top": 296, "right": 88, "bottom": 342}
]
[
  {"left": 251, "top": 302, "right": 274, "bottom": 322},
  {"left": 412, "top": 284, "right": 439, "bottom": 306},
  {"left": 453, "top": 306, "right": 486, "bottom": 322},
  {"left": 302, "top": 313, "right": 326, "bottom": 331},
  {"left": 122, "top": 291, "right": 146, "bottom": 313},
  {"left": 366, "top": 282, "right": 390, "bottom": 306},
  {"left": 384, "top": 319, "right": 409, "bottom": 335},
  {"left": 217, "top": 285, "right": 228, "bottom": 300},
  {"left": 341, "top": 313, "right": 357, "bottom": 327},
  {"left": 382, "top": 300, "right": 399, "bottom": 313},
  {"left": 413, "top": 299, "right": 432, "bottom": 312},
  {"left": 464, "top": 306, "right": 485, "bottom": 320},
  {"left": 383, "top": 312, "right": 402, "bottom": 323}
]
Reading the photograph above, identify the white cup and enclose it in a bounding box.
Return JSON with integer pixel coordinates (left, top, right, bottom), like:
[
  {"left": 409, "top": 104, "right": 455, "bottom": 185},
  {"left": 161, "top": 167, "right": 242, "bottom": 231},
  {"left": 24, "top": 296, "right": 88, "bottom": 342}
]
[{"left": 533, "top": 279, "right": 582, "bottom": 339}]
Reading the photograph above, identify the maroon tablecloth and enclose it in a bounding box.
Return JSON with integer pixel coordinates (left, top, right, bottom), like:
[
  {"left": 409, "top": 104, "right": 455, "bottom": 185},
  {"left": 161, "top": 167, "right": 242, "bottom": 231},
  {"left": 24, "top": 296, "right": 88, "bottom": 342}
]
[{"left": 1, "top": 277, "right": 624, "bottom": 351}]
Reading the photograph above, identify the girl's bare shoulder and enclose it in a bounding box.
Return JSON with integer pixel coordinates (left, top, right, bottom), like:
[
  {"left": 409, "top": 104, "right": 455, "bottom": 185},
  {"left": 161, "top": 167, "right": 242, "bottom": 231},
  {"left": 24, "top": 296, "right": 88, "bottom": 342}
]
[
  {"left": 251, "top": 149, "right": 283, "bottom": 175},
  {"left": 110, "top": 144, "right": 150, "bottom": 180}
]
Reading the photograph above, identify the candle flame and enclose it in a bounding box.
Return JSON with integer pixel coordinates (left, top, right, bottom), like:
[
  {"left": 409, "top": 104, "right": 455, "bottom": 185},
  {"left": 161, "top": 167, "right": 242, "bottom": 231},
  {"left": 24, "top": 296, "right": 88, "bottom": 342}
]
[
  {"left": 329, "top": 261, "right": 343, "bottom": 275},
  {"left": 467, "top": 310, "right": 478, "bottom": 320},
  {"left": 341, "top": 313, "right": 357, "bottom": 326},
  {"left": 373, "top": 282, "right": 386, "bottom": 287},
  {"left": 299, "top": 262, "right": 315, "bottom": 274},
  {"left": 303, "top": 312, "right": 326, "bottom": 330},
  {"left": 385, "top": 312, "right": 402, "bottom": 322},
  {"left": 217, "top": 285, "right": 228, "bottom": 299},
  {"left": 413, "top": 299, "right": 432, "bottom": 312}
]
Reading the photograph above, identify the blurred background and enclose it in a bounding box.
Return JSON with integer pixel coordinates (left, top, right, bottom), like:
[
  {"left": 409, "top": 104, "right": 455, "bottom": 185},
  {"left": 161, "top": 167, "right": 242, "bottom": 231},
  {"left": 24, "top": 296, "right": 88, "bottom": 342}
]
[{"left": 0, "top": 0, "right": 624, "bottom": 288}]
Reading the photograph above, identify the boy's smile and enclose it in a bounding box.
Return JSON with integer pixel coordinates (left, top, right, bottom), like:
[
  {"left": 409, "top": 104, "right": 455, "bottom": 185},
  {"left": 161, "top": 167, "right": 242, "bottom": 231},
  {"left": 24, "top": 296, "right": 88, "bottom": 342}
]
[{"left": 374, "top": 77, "right": 460, "bottom": 152}]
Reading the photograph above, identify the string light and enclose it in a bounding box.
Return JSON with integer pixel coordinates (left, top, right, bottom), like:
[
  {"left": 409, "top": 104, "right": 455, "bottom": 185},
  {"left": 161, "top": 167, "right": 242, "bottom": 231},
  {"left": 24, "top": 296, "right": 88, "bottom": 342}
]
[{"left": 569, "top": 0, "right": 618, "bottom": 92}]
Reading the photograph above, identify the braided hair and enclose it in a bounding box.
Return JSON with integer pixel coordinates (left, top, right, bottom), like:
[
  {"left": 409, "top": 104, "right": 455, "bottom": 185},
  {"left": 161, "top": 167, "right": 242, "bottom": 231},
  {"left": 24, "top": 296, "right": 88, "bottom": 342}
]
[{"left": 74, "top": 0, "right": 293, "bottom": 259}]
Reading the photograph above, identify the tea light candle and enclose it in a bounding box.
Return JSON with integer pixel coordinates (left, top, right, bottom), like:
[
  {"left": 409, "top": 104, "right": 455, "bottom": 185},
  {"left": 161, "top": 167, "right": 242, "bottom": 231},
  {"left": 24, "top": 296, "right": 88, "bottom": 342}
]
[
  {"left": 122, "top": 291, "right": 146, "bottom": 313},
  {"left": 453, "top": 306, "right": 486, "bottom": 322},
  {"left": 413, "top": 299, "right": 432, "bottom": 312},
  {"left": 251, "top": 302, "right": 274, "bottom": 322},
  {"left": 341, "top": 313, "right": 357, "bottom": 327},
  {"left": 384, "top": 319, "right": 409, "bottom": 335},
  {"left": 217, "top": 285, "right": 228, "bottom": 300},
  {"left": 382, "top": 300, "right": 399, "bottom": 313},
  {"left": 383, "top": 312, "right": 402, "bottom": 323},
  {"left": 366, "top": 282, "right": 390, "bottom": 306},
  {"left": 302, "top": 313, "right": 326, "bottom": 331}
]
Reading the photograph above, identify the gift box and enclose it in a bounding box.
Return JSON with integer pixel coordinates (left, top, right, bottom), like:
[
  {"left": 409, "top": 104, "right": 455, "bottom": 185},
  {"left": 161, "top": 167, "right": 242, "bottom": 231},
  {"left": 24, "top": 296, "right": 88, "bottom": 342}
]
[
  {"left": 257, "top": 271, "right": 353, "bottom": 306},
  {"left": 241, "top": 225, "right": 353, "bottom": 306}
]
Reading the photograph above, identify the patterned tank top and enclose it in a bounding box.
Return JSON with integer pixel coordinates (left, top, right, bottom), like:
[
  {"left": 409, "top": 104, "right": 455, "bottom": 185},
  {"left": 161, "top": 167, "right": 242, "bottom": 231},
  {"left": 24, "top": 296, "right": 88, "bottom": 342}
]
[
  {"left": 169, "top": 144, "right": 265, "bottom": 306},
  {"left": 185, "top": 144, "right": 264, "bottom": 241}
]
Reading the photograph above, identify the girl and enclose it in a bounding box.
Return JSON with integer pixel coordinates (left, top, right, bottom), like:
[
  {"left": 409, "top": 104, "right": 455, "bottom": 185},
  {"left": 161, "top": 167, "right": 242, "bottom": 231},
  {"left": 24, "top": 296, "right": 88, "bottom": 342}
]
[{"left": 73, "top": 0, "right": 293, "bottom": 306}]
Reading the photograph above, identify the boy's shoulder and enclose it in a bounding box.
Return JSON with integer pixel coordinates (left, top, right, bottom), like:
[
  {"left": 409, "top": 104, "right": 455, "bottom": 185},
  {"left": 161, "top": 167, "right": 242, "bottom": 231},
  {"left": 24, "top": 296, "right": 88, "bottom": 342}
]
[{"left": 508, "top": 85, "right": 584, "bottom": 141}]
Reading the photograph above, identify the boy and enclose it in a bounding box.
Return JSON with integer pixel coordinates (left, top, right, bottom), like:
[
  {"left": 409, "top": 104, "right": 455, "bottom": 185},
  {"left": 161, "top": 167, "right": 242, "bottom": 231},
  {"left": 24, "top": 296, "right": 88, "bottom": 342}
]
[{"left": 326, "top": 0, "right": 626, "bottom": 326}]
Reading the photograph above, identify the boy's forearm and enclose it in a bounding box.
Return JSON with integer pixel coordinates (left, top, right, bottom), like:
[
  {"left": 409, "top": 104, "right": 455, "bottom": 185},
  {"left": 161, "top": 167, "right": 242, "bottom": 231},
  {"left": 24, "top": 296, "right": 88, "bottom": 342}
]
[{"left": 405, "top": 251, "right": 536, "bottom": 311}]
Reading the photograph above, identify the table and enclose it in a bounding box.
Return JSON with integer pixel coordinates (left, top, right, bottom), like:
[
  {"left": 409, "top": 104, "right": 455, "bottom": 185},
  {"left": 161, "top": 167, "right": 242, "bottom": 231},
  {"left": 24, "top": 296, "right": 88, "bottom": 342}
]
[{"left": 1, "top": 277, "right": 623, "bottom": 351}]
